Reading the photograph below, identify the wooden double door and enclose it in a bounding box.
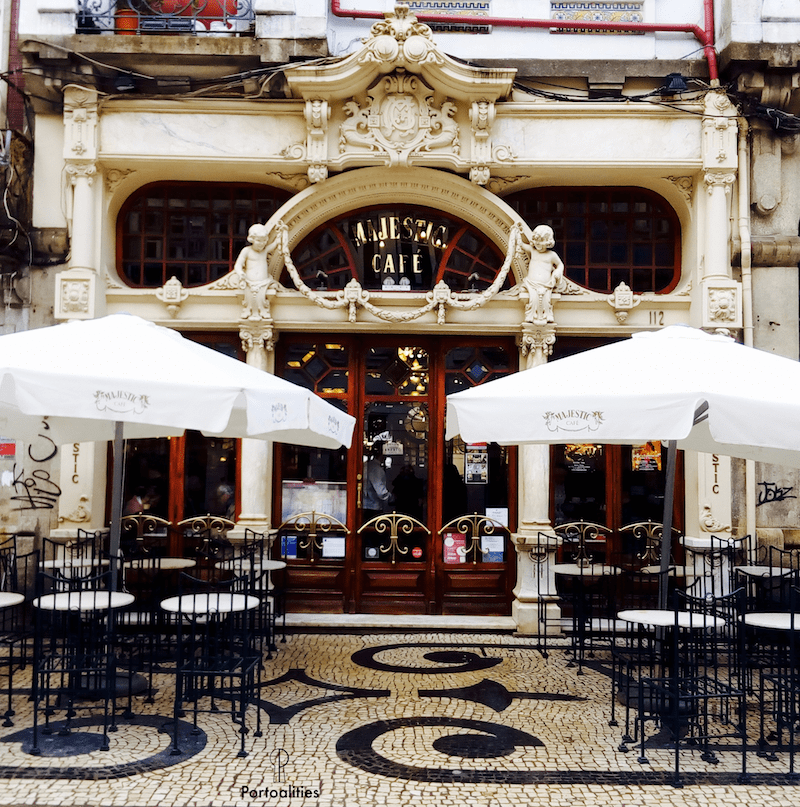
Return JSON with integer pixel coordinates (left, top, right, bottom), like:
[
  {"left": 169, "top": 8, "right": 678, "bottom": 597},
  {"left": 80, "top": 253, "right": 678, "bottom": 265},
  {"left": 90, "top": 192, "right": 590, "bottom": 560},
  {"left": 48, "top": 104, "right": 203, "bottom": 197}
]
[{"left": 275, "top": 334, "right": 517, "bottom": 615}]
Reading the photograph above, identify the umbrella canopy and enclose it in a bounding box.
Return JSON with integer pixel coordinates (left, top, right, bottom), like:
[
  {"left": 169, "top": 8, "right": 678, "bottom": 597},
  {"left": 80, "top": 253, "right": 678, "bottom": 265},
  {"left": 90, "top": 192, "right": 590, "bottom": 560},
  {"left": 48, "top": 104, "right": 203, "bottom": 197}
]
[
  {"left": 446, "top": 324, "right": 800, "bottom": 608},
  {"left": 446, "top": 325, "right": 800, "bottom": 468},
  {"left": 0, "top": 314, "right": 354, "bottom": 449},
  {"left": 0, "top": 314, "right": 355, "bottom": 588}
]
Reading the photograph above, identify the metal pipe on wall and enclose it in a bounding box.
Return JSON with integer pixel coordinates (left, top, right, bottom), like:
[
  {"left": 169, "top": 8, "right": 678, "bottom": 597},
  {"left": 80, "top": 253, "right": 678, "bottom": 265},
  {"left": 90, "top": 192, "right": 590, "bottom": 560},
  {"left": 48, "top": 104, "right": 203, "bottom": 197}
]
[
  {"left": 330, "top": 0, "right": 719, "bottom": 84},
  {"left": 737, "top": 117, "right": 757, "bottom": 553}
]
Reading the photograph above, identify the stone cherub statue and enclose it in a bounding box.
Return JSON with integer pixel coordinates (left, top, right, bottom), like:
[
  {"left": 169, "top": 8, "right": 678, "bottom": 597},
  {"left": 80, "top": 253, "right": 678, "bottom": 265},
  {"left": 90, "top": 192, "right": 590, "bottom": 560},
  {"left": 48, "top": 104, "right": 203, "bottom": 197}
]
[
  {"left": 234, "top": 223, "right": 279, "bottom": 320},
  {"left": 520, "top": 224, "right": 565, "bottom": 325}
]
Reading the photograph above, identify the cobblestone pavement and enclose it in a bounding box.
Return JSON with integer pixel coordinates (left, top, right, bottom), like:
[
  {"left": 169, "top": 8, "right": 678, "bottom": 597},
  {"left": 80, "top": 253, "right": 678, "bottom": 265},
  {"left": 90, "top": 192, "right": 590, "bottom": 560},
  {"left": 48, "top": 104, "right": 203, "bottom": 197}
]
[{"left": 0, "top": 630, "right": 798, "bottom": 806}]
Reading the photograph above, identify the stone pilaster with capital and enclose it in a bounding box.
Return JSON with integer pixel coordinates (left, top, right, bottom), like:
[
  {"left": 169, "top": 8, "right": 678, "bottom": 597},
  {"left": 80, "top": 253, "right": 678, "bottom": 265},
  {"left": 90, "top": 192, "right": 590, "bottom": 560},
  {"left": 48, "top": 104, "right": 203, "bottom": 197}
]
[
  {"left": 510, "top": 327, "right": 561, "bottom": 635},
  {"left": 230, "top": 322, "right": 279, "bottom": 543}
]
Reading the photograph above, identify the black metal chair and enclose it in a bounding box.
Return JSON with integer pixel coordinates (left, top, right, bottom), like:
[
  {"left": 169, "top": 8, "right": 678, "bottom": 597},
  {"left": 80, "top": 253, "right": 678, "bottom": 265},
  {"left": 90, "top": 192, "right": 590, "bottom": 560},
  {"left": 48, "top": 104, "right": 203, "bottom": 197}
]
[
  {"left": 636, "top": 587, "right": 748, "bottom": 787},
  {"left": 748, "top": 586, "right": 800, "bottom": 773},
  {"left": 0, "top": 541, "right": 38, "bottom": 727},
  {"left": 609, "top": 567, "right": 672, "bottom": 750},
  {"left": 30, "top": 567, "right": 132, "bottom": 755},
  {"left": 160, "top": 568, "right": 261, "bottom": 758}
]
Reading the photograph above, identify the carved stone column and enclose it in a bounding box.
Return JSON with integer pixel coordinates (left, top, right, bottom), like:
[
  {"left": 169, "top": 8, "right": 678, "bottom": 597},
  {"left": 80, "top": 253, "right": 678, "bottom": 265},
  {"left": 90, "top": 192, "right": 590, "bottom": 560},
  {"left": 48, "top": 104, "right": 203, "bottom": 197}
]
[
  {"left": 55, "top": 86, "right": 103, "bottom": 321},
  {"left": 230, "top": 321, "right": 277, "bottom": 543},
  {"left": 700, "top": 92, "right": 741, "bottom": 332},
  {"left": 512, "top": 323, "right": 561, "bottom": 635}
]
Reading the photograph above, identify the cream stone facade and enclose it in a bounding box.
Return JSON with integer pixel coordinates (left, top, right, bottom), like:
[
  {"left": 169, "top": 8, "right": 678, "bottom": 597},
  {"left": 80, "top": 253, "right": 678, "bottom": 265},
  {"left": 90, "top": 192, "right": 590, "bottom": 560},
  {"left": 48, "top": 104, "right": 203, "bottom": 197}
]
[{"left": 8, "top": 1, "right": 800, "bottom": 630}]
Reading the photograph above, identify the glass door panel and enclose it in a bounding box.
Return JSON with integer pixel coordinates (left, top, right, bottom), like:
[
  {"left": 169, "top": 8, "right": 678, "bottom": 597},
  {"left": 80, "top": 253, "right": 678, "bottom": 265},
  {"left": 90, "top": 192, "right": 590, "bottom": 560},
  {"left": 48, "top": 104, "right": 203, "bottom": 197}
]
[{"left": 361, "top": 401, "right": 429, "bottom": 563}]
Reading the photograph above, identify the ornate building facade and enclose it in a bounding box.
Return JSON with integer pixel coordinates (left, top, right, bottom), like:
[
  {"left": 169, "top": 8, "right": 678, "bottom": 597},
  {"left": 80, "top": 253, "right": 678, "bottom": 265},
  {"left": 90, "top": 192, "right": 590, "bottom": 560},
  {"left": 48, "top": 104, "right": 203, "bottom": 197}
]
[{"left": 11, "top": 1, "right": 800, "bottom": 630}]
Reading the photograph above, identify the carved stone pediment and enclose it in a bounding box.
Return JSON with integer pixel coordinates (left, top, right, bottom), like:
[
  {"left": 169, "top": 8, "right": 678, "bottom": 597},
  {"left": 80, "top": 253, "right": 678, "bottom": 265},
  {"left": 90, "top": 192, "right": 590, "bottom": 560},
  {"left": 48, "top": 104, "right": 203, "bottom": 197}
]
[{"left": 282, "top": 4, "right": 515, "bottom": 184}]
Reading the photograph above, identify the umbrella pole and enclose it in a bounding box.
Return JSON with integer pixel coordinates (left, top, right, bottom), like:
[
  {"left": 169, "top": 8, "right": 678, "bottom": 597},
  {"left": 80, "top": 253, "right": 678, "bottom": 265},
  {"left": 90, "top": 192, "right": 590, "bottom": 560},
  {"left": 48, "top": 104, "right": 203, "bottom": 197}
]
[
  {"left": 658, "top": 439, "right": 678, "bottom": 610},
  {"left": 109, "top": 421, "right": 124, "bottom": 591}
]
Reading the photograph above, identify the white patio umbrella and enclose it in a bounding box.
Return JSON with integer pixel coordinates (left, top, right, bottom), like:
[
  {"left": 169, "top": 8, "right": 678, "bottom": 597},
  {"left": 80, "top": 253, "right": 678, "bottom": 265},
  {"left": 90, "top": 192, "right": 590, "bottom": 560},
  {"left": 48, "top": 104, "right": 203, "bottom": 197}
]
[
  {"left": 0, "top": 314, "right": 355, "bottom": 586},
  {"left": 446, "top": 325, "right": 800, "bottom": 606}
]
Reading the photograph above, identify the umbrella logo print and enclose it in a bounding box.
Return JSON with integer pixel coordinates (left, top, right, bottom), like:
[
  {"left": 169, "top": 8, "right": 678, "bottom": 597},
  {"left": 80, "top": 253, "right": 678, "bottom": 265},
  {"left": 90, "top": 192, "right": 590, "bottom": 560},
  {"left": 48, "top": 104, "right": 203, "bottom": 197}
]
[
  {"left": 94, "top": 390, "right": 149, "bottom": 415},
  {"left": 271, "top": 403, "right": 288, "bottom": 423},
  {"left": 543, "top": 410, "right": 604, "bottom": 433}
]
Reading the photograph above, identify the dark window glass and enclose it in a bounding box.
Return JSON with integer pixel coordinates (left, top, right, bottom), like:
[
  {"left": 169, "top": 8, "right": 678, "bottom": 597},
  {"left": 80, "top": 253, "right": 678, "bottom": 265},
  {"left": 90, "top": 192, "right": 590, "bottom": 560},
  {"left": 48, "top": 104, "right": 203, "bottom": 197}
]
[
  {"left": 504, "top": 187, "right": 681, "bottom": 294},
  {"left": 117, "top": 182, "right": 291, "bottom": 288}
]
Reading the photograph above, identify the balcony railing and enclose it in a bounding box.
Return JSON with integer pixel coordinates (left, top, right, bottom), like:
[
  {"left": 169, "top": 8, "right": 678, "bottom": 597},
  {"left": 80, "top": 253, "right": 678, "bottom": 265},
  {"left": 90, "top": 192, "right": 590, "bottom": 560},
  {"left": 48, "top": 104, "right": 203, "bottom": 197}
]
[{"left": 77, "top": 1, "right": 255, "bottom": 36}]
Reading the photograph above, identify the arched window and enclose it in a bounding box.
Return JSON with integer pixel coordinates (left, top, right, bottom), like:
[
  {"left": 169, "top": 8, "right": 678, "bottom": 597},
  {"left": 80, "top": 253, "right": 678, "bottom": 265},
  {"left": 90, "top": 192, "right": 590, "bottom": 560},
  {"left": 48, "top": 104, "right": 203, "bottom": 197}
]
[
  {"left": 282, "top": 205, "right": 510, "bottom": 293},
  {"left": 117, "top": 182, "right": 291, "bottom": 288},
  {"left": 504, "top": 187, "right": 681, "bottom": 294}
]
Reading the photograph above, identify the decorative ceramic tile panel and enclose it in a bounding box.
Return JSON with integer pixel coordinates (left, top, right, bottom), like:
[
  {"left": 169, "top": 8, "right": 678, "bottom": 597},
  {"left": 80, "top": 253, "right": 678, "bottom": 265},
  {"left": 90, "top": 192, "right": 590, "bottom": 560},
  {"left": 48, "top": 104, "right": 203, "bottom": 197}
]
[
  {"left": 551, "top": 2, "right": 645, "bottom": 34},
  {"left": 408, "top": 1, "right": 491, "bottom": 34}
]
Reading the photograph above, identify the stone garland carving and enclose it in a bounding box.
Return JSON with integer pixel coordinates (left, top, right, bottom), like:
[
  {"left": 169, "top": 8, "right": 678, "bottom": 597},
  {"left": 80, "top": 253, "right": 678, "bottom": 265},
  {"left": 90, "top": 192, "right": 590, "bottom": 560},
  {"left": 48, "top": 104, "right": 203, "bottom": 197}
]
[{"left": 276, "top": 219, "right": 522, "bottom": 325}]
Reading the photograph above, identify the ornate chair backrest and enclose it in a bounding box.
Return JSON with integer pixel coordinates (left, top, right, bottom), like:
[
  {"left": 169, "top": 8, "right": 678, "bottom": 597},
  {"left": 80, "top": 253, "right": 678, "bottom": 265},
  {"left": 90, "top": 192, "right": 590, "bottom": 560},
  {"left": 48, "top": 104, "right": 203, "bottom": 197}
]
[
  {"left": 554, "top": 521, "right": 612, "bottom": 566},
  {"left": 618, "top": 520, "right": 682, "bottom": 570},
  {"left": 120, "top": 514, "right": 172, "bottom": 558},
  {"left": 178, "top": 515, "right": 236, "bottom": 563}
]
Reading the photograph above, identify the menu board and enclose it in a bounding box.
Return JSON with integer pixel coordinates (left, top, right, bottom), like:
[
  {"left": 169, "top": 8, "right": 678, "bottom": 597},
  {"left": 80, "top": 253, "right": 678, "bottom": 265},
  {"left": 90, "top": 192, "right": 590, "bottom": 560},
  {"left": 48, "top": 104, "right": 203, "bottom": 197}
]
[
  {"left": 281, "top": 480, "right": 347, "bottom": 523},
  {"left": 632, "top": 441, "right": 662, "bottom": 471}
]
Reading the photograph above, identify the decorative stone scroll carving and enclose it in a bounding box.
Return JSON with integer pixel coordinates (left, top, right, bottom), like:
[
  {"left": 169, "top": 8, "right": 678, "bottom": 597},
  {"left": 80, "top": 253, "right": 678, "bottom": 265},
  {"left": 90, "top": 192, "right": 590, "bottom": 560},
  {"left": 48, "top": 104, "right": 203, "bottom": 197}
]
[
  {"left": 305, "top": 99, "right": 330, "bottom": 183},
  {"left": 63, "top": 85, "right": 98, "bottom": 162},
  {"left": 665, "top": 176, "right": 693, "bottom": 204},
  {"left": 607, "top": 281, "right": 641, "bottom": 323},
  {"left": 105, "top": 168, "right": 135, "bottom": 194},
  {"left": 702, "top": 92, "right": 738, "bottom": 171},
  {"left": 276, "top": 219, "right": 522, "bottom": 325},
  {"left": 156, "top": 276, "right": 189, "bottom": 318}
]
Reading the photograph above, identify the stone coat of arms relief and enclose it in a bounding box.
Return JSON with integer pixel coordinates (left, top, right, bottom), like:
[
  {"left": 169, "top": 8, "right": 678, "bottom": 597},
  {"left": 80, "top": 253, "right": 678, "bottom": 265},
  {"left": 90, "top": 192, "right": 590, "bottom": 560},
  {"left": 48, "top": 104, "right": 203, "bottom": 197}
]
[{"left": 339, "top": 72, "right": 460, "bottom": 167}]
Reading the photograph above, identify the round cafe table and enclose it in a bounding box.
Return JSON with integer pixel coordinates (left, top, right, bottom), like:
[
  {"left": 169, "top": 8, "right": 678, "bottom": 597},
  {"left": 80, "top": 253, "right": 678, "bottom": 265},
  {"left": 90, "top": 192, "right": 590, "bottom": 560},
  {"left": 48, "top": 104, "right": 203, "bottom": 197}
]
[
  {"left": 618, "top": 608, "right": 725, "bottom": 629},
  {"left": 0, "top": 592, "right": 24, "bottom": 609},
  {"left": 33, "top": 591, "right": 134, "bottom": 612},
  {"left": 123, "top": 557, "right": 196, "bottom": 571},
  {"left": 160, "top": 592, "right": 260, "bottom": 615}
]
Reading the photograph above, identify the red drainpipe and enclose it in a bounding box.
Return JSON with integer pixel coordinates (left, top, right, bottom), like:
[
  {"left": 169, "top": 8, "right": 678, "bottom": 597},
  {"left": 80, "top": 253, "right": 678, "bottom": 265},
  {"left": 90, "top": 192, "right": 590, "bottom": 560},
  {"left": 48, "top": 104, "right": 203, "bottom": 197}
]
[{"left": 330, "top": 0, "right": 719, "bottom": 84}]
